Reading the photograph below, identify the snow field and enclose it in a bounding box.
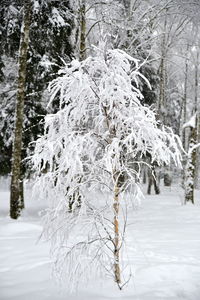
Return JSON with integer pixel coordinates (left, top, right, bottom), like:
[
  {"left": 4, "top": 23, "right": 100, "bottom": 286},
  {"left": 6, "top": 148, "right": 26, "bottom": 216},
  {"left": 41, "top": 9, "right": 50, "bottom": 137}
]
[{"left": 0, "top": 182, "right": 200, "bottom": 300}]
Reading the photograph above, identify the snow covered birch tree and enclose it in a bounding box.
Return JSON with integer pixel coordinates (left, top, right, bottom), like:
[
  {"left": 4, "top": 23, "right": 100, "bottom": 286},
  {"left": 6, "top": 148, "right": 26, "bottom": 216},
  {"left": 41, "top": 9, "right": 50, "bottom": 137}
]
[
  {"left": 183, "top": 114, "right": 200, "bottom": 204},
  {"left": 10, "top": 0, "right": 32, "bottom": 219},
  {"left": 32, "top": 47, "right": 182, "bottom": 289}
]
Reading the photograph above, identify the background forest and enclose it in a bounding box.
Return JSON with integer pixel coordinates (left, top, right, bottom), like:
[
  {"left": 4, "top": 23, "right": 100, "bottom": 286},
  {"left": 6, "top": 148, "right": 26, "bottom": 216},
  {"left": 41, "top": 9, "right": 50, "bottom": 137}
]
[
  {"left": 0, "top": 0, "right": 200, "bottom": 298},
  {"left": 1, "top": 0, "right": 200, "bottom": 202}
]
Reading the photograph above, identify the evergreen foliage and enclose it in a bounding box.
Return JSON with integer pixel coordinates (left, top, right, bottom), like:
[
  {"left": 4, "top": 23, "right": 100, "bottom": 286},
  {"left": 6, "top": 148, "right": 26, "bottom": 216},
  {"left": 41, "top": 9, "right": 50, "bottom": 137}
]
[{"left": 0, "top": 0, "right": 74, "bottom": 176}]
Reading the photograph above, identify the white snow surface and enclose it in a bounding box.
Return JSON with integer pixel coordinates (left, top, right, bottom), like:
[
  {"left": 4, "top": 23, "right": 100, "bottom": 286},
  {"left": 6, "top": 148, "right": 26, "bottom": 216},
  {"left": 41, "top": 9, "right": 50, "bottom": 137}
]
[{"left": 0, "top": 179, "right": 200, "bottom": 300}]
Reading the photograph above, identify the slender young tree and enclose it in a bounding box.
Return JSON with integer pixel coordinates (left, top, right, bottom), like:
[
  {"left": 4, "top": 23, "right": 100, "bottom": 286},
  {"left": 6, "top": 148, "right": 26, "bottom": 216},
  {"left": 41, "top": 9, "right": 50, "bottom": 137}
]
[
  {"left": 10, "top": 0, "right": 32, "bottom": 219},
  {"left": 32, "top": 47, "right": 182, "bottom": 289}
]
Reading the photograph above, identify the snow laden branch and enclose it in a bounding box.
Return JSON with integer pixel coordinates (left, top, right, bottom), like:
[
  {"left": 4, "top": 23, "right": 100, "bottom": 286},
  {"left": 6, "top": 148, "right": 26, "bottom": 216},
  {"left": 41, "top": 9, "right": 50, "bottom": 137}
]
[{"left": 32, "top": 48, "right": 182, "bottom": 290}]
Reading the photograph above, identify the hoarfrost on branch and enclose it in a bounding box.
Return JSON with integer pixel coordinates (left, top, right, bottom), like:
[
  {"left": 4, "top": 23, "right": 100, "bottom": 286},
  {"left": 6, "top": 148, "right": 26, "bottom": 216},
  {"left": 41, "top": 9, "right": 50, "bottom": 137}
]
[{"left": 32, "top": 47, "right": 182, "bottom": 290}]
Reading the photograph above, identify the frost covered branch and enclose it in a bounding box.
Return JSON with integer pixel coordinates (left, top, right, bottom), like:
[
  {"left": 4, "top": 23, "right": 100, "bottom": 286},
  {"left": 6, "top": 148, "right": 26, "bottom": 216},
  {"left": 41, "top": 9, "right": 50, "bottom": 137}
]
[{"left": 32, "top": 47, "right": 182, "bottom": 290}]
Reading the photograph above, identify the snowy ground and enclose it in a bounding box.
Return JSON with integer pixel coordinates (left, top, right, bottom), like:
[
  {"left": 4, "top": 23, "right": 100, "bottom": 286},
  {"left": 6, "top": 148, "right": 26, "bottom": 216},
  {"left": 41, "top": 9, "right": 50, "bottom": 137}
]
[{"left": 0, "top": 178, "right": 200, "bottom": 300}]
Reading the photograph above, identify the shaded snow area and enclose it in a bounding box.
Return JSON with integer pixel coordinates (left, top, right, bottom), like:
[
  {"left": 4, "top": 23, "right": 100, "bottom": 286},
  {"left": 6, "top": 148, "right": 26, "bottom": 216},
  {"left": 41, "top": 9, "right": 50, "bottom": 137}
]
[{"left": 0, "top": 181, "right": 200, "bottom": 300}]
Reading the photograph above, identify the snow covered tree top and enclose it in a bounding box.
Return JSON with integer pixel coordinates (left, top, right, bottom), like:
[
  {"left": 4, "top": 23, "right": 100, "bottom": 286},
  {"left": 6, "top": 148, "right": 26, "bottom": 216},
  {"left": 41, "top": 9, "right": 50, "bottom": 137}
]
[{"left": 33, "top": 48, "right": 182, "bottom": 198}]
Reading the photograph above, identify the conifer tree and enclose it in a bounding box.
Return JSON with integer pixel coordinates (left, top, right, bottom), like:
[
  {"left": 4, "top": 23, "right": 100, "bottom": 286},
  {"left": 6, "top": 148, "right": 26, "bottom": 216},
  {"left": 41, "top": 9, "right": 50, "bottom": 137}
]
[{"left": 0, "top": 0, "right": 74, "bottom": 181}]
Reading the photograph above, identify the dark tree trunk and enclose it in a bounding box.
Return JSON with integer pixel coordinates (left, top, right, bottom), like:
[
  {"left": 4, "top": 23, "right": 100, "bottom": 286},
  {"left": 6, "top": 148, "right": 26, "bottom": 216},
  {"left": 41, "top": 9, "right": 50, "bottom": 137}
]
[
  {"left": 147, "top": 166, "right": 160, "bottom": 195},
  {"left": 79, "top": 0, "right": 86, "bottom": 61},
  {"left": 164, "top": 172, "right": 172, "bottom": 187},
  {"left": 158, "top": 12, "right": 167, "bottom": 122},
  {"left": 10, "top": 0, "right": 32, "bottom": 219},
  {"left": 143, "top": 166, "right": 147, "bottom": 184}
]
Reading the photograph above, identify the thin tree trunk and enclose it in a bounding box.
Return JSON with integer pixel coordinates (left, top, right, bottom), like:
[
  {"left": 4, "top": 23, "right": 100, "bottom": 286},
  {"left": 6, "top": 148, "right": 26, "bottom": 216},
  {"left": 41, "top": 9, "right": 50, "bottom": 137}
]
[
  {"left": 196, "top": 112, "right": 200, "bottom": 189},
  {"left": 147, "top": 175, "right": 152, "bottom": 195},
  {"left": 113, "top": 183, "right": 121, "bottom": 287},
  {"left": 19, "top": 178, "right": 24, "bottom": 210},
  {"left": 163, "top": 171, "right": 172, "bottom": 187},
  {"left": 182, "top": 44, "right": 189, "bottom": 151},
  {"left": 194, "top": 51, "right": 199, "bottom": 188},
  {"left": 147, "top": 166, "right": 160, "bottom": 195},
  {"left": 158, "top": 12, "right": 167, "bottom": 121},
  {"left": 185, "top": 115, "right": 197, "bottom": 204},
  {"left": 10, "top": 0, "right": 31, "bottom": 219},
  {"left": 79, "top": 0, "right": 86, "bottom": 61},
  {"left": 194, "top": 52, "right": 199, "bottom": 111},
  {"left": 154, "top": 177, "right": 160, "bottom": 194},
  {"left": 143, "top": 166, "right": 147, "bottom": 184},
  {"left": 158, "top": 55, "right": 165, "bottom": 116},
  {"left": 181, "top": 44, "right": 189, "bottom": 188}
]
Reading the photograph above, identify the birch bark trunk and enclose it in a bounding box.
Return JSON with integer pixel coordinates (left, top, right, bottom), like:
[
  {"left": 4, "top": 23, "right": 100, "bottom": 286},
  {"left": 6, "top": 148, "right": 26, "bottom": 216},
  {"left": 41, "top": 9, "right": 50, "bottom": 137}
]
[
  {"left": 113, "top": 183, "right": 121, "bottom": 287},
  {"left": 182, "top": 45, "right": 189, "bottom": 151},
  {"left": 194, "top": 51, "right": 199, "bottom": 188},
  {"left": 185, "top": 115, "right": 197, "bottom": 204},
  {"left": 10, "top": 0, "right": 32, "bottom": 219},
  {"left": 196, "top": 113, "right": 200, "bottom": 189}
]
